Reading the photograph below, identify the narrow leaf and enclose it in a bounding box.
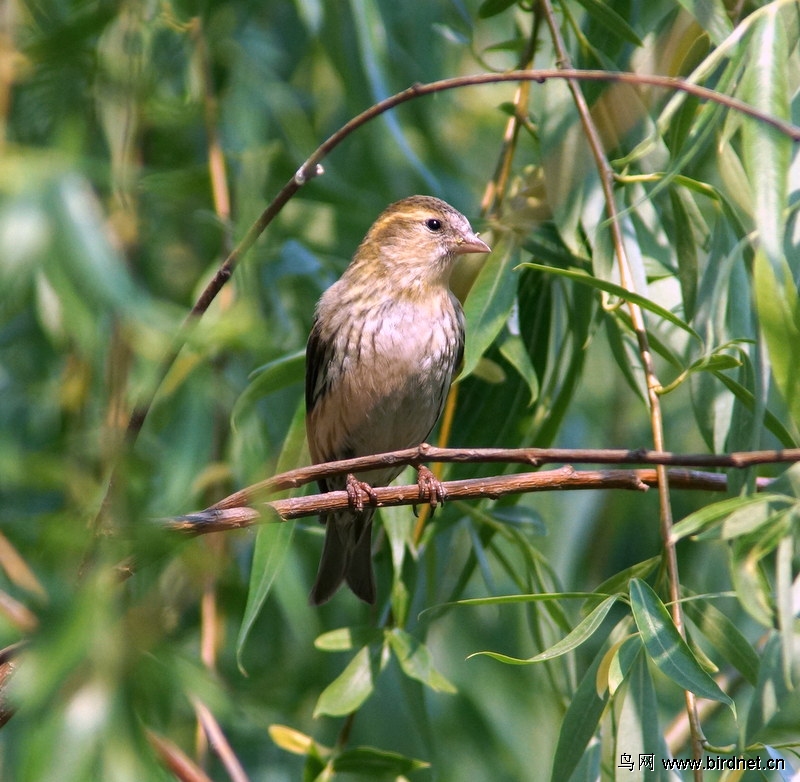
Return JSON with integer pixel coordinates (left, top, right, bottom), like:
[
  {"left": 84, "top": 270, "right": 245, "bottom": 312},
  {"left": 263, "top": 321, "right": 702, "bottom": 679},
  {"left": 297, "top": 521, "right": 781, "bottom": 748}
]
[
  {"left": 730, "top": 539, "right": 775, "bottom": 627},
  {"left": 387, "top": 629, "right": 457, "bottom": 694},
  {"left": 521, "top": 262, "right": 701, "bottom": 341},
  {"left": 596, "top": 634, "right": 640, "bottom": 697},
  {"left": 461, "top": 232, "right": 520, "bottom": 378},
  {"left": 574, "top": 0, "right": 643, "bottom": 46},
  {"left": 478, "top": 0, "right": 516, "bottom": 18},
  {"left": 232, "top": 350, "right": 305, "bottom": 429},
  {"left": 711, "top": 369, "right": 797, "bottom": 448},
  {"left": 741, "top": 6, "right": 790, "bottom": 268},
  {"left": 586, "top": 556, "right": 661, "bottom": 612},
  {"left": 550, "top": 649, "right": 609, "bottom": 782},
  {"left": 314, "top": 626, "right": 383, "bottom": 652},
  {"left": 675, "top": 0, "right": 734, "bottom": 45},
  {"left": 469, "top": 595, "right": 621, "bottom": 664},
  {"left": 670, "top": 494, "right": 788, "bottom": 543},
  {"left": 498, "top": 331, "right": 539, "bottom": 405},
  {"left": 615, "top": 650, "right": 665, "bottom": 782},
  {"left": 629, "top": 580, "right": 734, "bottom": 713},
  {"left": 236, "top": 401, "right": 306, "bottom": 669},
  {"left": 314, "top": 645, "right": 377, "bottom": 717},
  {"left": 268, "top": 725, "right": 328, "bottom": 757},
  {"left": 753, "top": 250, "right": 800, "bottom": 429},
  {"left": 421, "top": 591, "right": 608, "bottom": 618},
  {"left": 745, "top": 633, "right": 791, "bottom": 743},
  {"left": 671, "top": 190, "right": 698, "bottom": 320},
  {"left": 775, "top": 536, "right": 793, "bottom": 684},
  {"left": 333, "top": 746, "right": 430, "bottom": 775},
  {"left": 682, "top": 598, "right": 759, "bottom": 686}
]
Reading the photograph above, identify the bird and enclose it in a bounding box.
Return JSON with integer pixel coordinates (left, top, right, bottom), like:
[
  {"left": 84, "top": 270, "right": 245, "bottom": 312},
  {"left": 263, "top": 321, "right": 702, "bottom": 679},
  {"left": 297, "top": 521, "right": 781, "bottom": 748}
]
[{"left": 305, "top": 195, "right": 491, "bottom": 605}]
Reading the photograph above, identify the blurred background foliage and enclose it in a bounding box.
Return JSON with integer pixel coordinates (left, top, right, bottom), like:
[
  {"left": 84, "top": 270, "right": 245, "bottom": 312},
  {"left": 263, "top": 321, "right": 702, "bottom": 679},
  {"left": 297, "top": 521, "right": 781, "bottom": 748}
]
[{"left": 1, "top": 0, "right": 800, "bottom": 780}]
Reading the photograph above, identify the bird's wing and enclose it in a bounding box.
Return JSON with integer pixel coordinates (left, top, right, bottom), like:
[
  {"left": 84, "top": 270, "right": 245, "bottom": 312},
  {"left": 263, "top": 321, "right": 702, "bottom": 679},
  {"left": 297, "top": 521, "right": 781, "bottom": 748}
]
[{"left": 305, "top": 318, "right": 331, "bottom": 417}]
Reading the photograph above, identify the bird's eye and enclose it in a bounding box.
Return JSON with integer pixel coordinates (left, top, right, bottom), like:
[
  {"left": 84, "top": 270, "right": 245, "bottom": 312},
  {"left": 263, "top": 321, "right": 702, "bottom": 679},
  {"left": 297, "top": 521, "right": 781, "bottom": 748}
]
[{"left": 425, "top": 218, "right": 442, "bottom": 232}]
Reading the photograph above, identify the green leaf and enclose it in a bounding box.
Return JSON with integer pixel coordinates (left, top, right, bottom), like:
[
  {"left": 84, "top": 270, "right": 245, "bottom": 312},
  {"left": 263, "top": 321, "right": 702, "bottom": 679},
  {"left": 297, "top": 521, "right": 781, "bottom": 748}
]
[
  {"left": 378, "top": 491, "right": 416, "bottom": 625},
  {"left": 232, "top": 350, "right": 305, "bottom": 429},
  {"left": 670, "top": 494, "right": 789, "bottom": 543},
  {"left": 603, "top": 314, "right": 647, "bottom": 401},
  {"left": 386, "top": 628, "right": 457, "bottom": 694},
  {"left": 314, "top": 645, "right": 379, "bottom": 717},
  {"left": 422, "top": 591, "right": 607, "bottom": 617},
  {"left": 682, "top": 598, "right": 760, "bottom": 686},
  {"left": 775, "top": 536, "right": 794, "bottom": 685},
  {"left": 745, "top": 633, "right": 793, "bottom": 743},
  {"left": 730, "top": 539, "right": 775, "bottom": 627},
  {"left": 48, "top": 175, "right": 144, "bottom": 315},
  {"left": 314, "top": 626, "right": 384, "bottom": 652},
  {"left": 461, "top": 231, "right": 520, "bottom": 378},
  {"left": 349, "top": 0, "right": 438, "bottom": 188},
  {"left": 574, "top": 0, "right": 643, "bottom": 46},
  {"left": 629, "top": 580, "right": 734, "bottom": 713},
  {"left": 469, "top": 595, "right": 621, "bottom": 664},
  {"left": 615, "top": 650, "right": 667, "bottom": 782},
  {"left": 601, "top": 635, "right": 641, "bottom": 697},
  {"left": 333, "top": 746, "right": 430, "bottom": 776},
  {"left": 669, "top": 190, "right": 698, "bottom": 320},
  {"left": 521, "top": 262, "right": 701, "bottom": 342},
  {"left": 753, "top": 250, "right": 800, "bottom": 429},
  {"left": 498, "top": 330, "right": 539, "bottom": 405},
  {"left": 236, "top": 400, "right": 306, "bottom": 669},
  {"left": 741, "top": 5, "right": 791, "bottom": 268},
  {"left": 586, "top": 556, "right": 661, "bottom": 611},
  {"left": 490, "top": 504, "right": 547, "bottom": 535},
  {"left": 675, "top": 0, "right": 733, "bottom": 45},
  {"left": 478, "top": 0, "right": 517, "bottom": 18},
  {"left": 711, "top": 369, "right": 798, "bottom": 448},
  {"left": 431, "top": 22, "right": 469, "bottom": 46},
  {"left": 721, "top": 502, "right": 793, "bottom": 544},
  {"left": 769, "top": 461, "right": 800, "bottom": 496},
  {"left": 550, "top": 647, "right": 610, "bottom": 782}
]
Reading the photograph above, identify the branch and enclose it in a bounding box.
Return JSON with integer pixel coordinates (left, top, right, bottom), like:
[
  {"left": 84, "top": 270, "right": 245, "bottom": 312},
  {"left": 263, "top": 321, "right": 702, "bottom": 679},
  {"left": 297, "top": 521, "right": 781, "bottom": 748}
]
[
  {"left": 165, "top": 464, "right": 776, "bottom": 536},
  {"left": 205, "top": 443, "right": 798, "bottom": 512}
]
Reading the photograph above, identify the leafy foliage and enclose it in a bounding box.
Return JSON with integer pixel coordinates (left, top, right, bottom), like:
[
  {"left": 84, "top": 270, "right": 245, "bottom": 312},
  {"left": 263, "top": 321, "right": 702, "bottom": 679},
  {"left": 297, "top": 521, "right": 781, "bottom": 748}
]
[{"left": 1, "top": 0, "right": 800, "bottom": 780}]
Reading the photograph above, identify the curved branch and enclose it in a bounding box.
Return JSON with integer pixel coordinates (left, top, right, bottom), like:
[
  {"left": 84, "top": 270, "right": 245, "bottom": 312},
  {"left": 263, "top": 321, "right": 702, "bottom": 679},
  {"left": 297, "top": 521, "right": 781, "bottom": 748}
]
[{"left": 124, "top": 68, "right": 800, "bottom": 444}]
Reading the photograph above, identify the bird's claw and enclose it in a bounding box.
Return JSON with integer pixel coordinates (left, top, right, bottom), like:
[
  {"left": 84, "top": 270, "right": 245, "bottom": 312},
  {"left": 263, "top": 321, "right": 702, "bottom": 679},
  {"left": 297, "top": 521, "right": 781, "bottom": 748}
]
[
  {"left": 416, "top": 465, "right": 447, "bottom": 512},
  {"left": 345, "top": 473, "right": 378, "bottom": 513}
]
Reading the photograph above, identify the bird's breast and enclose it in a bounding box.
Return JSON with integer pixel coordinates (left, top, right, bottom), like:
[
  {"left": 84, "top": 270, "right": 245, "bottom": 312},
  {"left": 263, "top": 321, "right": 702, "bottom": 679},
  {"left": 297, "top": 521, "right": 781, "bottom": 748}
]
[{"left": 309, "top": 291, "right": 464, "bottom": 469}]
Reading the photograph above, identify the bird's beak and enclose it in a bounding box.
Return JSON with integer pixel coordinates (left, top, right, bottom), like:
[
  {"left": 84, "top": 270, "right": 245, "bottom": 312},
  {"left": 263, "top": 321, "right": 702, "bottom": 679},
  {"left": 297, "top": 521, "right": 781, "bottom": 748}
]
[{"left": 456, "top": 232, "right": 491, "bottom": 255}]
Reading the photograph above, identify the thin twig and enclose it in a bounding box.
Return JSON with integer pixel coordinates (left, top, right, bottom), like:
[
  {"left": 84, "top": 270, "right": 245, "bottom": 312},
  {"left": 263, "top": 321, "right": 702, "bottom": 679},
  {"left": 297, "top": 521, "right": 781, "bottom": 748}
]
[
  {"left": 165, "top": 466, "right": 774, "bottom": 534},
  {"left": 147, "top": 729, "right": 215, "bottom": 782},
  {"left": 192, "top": 698, "right": 250, "bottom": 782}
]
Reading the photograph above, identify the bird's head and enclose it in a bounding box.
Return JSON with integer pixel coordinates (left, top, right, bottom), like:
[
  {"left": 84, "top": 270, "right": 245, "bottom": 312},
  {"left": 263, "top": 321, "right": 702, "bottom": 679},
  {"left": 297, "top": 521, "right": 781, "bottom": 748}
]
[{"left": 351, "top": 195, "right": 491, "bottom": 288}]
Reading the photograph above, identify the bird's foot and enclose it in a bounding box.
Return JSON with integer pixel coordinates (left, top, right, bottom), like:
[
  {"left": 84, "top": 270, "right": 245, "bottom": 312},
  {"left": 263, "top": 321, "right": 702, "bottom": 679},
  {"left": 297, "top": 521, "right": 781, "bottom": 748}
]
[
  {"left": 415, "top": 465, "right": 447, "bottom": 512},
  {"left": 345, "top": 473, "right": 378, "bottom": 513}
]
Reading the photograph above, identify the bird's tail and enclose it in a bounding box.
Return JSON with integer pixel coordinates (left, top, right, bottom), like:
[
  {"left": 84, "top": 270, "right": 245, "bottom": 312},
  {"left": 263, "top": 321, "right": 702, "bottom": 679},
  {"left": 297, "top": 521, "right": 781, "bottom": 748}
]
[{"left": 309, "top": 510, "right": 376, "bottom": 606}]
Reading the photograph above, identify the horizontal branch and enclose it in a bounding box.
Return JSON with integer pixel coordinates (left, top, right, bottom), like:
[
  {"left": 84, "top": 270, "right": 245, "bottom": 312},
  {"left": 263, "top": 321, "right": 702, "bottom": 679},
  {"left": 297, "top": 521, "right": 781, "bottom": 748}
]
[
  {"left": 167, "top": 466, "right": 773, "bottom": 535},
  {"left": 210, "top": 444, "right": 797, "bottom": 511}
]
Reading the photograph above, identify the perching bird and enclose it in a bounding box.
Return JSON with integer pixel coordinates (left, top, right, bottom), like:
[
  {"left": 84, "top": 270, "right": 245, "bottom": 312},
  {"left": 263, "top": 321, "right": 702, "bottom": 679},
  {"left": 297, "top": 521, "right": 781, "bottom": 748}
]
[{"left": 305, "top": 195, "right": 491, "bottom": 605}]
